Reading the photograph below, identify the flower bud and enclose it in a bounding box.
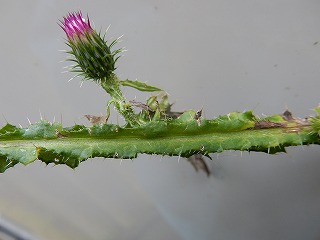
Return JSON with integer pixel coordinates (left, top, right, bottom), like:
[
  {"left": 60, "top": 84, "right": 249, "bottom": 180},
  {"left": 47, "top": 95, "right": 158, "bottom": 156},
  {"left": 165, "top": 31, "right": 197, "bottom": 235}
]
[{"left": 60, "top": 12, "right": 121, "bottom": 81}]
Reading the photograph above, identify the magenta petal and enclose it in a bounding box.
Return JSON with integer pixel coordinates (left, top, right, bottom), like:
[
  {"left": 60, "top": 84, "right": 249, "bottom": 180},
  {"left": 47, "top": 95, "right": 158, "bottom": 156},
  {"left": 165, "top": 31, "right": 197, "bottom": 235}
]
[{"left": 60, "top": 11, "right": 92, "bottom": 39}]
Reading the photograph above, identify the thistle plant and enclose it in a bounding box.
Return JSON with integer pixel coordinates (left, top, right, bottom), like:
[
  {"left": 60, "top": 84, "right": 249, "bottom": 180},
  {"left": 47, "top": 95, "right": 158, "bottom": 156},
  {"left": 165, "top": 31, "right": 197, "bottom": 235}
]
[
  {"left": 0, "top": 11, "right": 319, "bottom": 174},
  {"left": 60, "top": 11, "right": 146, "bottom": 126}
]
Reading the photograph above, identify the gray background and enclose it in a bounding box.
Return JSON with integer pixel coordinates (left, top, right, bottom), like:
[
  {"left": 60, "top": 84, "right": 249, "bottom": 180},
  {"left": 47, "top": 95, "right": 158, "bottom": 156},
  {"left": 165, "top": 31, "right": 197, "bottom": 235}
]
[{"left": 0, "top": 1, "right": 320, "bottom": 239}]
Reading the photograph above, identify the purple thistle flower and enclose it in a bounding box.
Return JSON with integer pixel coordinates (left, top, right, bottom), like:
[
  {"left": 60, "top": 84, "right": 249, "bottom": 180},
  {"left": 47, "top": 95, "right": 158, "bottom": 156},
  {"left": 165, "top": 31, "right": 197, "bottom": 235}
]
[
  {"left": 60, "top": 11, "right": 92, "bottom": 40},
  {"left": 59, "top": 11, "right": 122, "bottom": 81}
]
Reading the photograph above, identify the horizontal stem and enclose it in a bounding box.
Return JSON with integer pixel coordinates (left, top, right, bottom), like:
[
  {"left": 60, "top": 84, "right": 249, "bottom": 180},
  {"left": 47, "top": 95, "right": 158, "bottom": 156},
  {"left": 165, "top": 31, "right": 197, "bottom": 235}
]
[{"left": 0, "top": 110, "right": 319, "bottom": 172}]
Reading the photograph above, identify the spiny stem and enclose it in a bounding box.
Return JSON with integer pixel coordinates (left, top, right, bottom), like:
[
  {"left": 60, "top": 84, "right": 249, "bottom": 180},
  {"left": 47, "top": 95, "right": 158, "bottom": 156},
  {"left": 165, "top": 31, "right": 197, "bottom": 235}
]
[
  {"left": 100, "top": 74, "right": 144, "bottom": 126},
  {"left": 0, "top": 110, "right": 319, "bottom": 172}
]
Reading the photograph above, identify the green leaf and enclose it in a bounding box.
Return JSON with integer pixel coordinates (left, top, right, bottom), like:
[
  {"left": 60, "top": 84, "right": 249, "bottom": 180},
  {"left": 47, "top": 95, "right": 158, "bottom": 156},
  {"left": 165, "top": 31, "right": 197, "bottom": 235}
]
[{"left": 119, "top": 79, "right": 162, "bottom": 92}]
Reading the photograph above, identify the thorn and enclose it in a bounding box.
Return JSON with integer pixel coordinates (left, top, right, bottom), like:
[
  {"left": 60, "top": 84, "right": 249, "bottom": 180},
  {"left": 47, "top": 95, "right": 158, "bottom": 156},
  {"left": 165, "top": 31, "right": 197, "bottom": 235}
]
[
  {"left": 105, "top": 24, "right": 111, "bottom": 33},
  {"left": 1, "top": 114, "right": 8, "bottom": 123},
  {"left": 27, "top": 117, "right": 32, "bottom": 125},
  {"left": 68, "top": 76, "right": 76, "bottom": 82},
  {"left": 39, "top": 110, "right": 43, "bottom": 120},
  {"left": 116, "top": 35, "right": 124, "bottom": 43}
]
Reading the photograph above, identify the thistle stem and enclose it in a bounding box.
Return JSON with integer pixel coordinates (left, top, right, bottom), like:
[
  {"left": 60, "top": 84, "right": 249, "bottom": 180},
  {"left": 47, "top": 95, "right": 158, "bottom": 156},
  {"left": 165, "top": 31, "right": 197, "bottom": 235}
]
[
  {"left": 100, "top": 74, "right": 143, "bottom": 126},
  {"left": 0, "top": 111, "right": 319, "bottom": 172}
]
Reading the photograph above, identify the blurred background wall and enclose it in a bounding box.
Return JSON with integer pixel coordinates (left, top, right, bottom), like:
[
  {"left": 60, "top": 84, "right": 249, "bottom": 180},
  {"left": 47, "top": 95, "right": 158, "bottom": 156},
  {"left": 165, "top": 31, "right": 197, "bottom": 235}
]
[{"left": 0, "top": 1, "right": 320, "bottom": 239}]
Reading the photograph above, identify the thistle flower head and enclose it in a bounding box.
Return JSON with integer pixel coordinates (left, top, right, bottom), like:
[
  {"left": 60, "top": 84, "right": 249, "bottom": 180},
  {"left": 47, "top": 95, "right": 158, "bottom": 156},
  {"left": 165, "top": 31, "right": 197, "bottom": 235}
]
[
  {"left": 60, "top": 11, "right": 92, "bottom": 40},
  {"left": 60, "top": 11, "right": 122, "bottom": 82}
]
